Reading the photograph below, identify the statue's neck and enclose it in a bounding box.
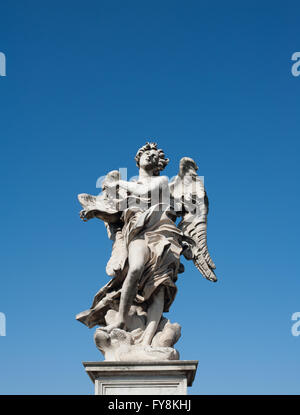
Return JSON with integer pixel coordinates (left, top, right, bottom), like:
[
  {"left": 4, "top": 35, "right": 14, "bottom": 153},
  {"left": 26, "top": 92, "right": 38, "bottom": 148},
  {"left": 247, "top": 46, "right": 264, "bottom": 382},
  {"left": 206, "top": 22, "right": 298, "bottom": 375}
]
[{"left": 139, "top": 168, "right": 155, "bottom": 181}]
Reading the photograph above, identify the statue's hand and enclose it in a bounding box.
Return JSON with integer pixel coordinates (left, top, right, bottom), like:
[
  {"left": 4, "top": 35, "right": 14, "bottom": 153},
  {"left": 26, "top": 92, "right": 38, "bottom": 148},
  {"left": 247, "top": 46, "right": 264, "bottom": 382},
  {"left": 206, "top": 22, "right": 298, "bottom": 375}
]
[
  {"left": 181, "top": 241, "right": 193, "bottom": 260},
  {"left": 79, "top": 209, "right": 91, "bottom": 222}
]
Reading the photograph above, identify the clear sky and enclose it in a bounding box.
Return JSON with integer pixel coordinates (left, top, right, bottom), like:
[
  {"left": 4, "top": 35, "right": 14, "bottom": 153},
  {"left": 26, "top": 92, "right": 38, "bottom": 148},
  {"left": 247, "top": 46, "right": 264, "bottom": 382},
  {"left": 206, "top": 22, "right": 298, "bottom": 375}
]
[{"left": 0, "top": 0, "right": 299, "bottom": 395}]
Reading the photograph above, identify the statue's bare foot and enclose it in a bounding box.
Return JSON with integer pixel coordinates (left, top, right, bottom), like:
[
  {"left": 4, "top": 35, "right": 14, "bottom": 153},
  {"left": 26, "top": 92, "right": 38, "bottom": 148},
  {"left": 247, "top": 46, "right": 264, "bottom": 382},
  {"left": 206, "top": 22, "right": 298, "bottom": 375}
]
[{"left": 101, "top": 319, "right": 126, "bottom": 333}]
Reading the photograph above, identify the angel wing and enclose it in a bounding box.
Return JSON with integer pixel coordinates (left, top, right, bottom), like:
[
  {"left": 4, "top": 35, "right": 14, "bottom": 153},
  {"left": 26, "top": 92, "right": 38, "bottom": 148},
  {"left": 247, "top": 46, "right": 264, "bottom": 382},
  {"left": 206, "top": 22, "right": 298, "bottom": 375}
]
[
  {"left": 170, "top": 157, "right": 217, "bottom": 282},
  {"left": 78, "top": 170, "right": 129, "bottom": 279},
  {"left": 78, "top": 170, "right": 127, "bottom": 224}
]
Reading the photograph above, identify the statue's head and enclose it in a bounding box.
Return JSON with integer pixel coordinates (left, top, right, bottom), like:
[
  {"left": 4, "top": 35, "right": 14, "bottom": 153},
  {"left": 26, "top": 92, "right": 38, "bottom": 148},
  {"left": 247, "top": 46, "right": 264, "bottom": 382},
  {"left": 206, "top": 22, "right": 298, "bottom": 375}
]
[{"left": 135, "top": 142, "right": 169, "bottom": 176}]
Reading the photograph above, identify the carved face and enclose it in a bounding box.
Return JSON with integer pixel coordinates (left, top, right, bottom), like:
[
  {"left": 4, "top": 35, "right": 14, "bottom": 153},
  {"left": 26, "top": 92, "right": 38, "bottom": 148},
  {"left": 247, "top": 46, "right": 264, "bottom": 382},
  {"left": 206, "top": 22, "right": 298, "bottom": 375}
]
[{"left": 139, "top": 149, "right": 159, "bottom": 171}]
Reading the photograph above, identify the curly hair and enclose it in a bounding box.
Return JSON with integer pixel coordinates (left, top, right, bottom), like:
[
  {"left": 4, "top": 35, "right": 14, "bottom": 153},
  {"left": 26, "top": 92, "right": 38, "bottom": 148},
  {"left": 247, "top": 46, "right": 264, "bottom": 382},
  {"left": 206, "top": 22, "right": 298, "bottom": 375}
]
[{"left": 135, "top": 142, "right": 169, "bottom": 176}]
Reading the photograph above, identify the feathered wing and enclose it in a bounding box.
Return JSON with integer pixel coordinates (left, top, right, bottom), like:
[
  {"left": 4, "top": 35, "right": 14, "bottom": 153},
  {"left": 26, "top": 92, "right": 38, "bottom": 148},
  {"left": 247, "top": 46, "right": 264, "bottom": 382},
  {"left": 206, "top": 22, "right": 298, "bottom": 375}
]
[
  {"left": 170, "top": 157, "right": 217, "bottom": 282},
  {"left": 78, "top": 170, "right": 128, "bottom": 278},
  {"left": 104, "top": 223, "right": 128, "bottom": 278}
]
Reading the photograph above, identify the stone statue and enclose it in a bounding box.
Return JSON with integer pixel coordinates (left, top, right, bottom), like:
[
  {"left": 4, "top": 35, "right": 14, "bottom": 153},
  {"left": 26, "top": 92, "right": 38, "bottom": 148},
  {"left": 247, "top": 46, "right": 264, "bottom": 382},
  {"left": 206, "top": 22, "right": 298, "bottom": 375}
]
[{"left": 76, "top": 142, "right": 217, "bottom": 361}]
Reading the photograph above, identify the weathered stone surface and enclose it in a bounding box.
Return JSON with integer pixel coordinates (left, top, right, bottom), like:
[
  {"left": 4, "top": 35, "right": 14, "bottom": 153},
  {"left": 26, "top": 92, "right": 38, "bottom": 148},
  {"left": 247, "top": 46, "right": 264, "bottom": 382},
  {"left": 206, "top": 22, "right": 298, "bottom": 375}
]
[
  {"left": 76, "top": 142, "right": 217, "bottom": 361},
  {"left": 94, "top": 321, "right": 180, "bottom": 361},
  {"left": 83, "top": 360, "right": 198, "bottom": 395}
]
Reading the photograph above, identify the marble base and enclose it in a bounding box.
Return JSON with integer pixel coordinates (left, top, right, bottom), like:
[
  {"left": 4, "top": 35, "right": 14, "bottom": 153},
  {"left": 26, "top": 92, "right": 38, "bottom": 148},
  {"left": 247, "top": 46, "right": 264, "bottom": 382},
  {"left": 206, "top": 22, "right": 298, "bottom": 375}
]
[{"left": 83, "top": 360, "right": 198, "bottom": 395}]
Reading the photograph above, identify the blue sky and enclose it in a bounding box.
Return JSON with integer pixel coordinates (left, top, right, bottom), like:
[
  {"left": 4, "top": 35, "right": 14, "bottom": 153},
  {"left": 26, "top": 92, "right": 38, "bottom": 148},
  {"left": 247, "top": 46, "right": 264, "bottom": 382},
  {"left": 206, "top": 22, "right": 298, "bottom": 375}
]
[{"left": 0, "top": 0, "right": 299, "bottom": 394}]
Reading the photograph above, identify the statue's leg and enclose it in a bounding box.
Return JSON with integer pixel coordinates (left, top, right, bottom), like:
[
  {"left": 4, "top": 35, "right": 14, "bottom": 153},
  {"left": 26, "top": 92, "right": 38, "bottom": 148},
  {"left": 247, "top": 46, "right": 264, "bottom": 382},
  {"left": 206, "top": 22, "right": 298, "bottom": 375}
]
[
  {"left": 103, "top": 238, "right": 149, "bottom": 332},
  {"left": 141, "top": 286, "right": 165, "bottom": 346}
]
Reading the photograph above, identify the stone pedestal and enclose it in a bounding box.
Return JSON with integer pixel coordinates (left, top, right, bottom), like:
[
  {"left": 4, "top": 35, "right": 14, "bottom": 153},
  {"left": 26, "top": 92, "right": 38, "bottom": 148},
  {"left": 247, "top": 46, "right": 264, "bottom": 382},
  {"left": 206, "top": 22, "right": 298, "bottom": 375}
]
[{"left": 83, "top": 360, "right": 198, "bottom": 395}]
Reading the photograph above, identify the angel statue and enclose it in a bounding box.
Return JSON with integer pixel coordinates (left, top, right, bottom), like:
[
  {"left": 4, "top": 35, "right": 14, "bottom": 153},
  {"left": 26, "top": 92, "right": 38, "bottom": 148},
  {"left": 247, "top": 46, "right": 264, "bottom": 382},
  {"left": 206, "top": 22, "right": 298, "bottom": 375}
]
[{"left": 76, "top": 142, "right": 217, "bottom": 361}]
